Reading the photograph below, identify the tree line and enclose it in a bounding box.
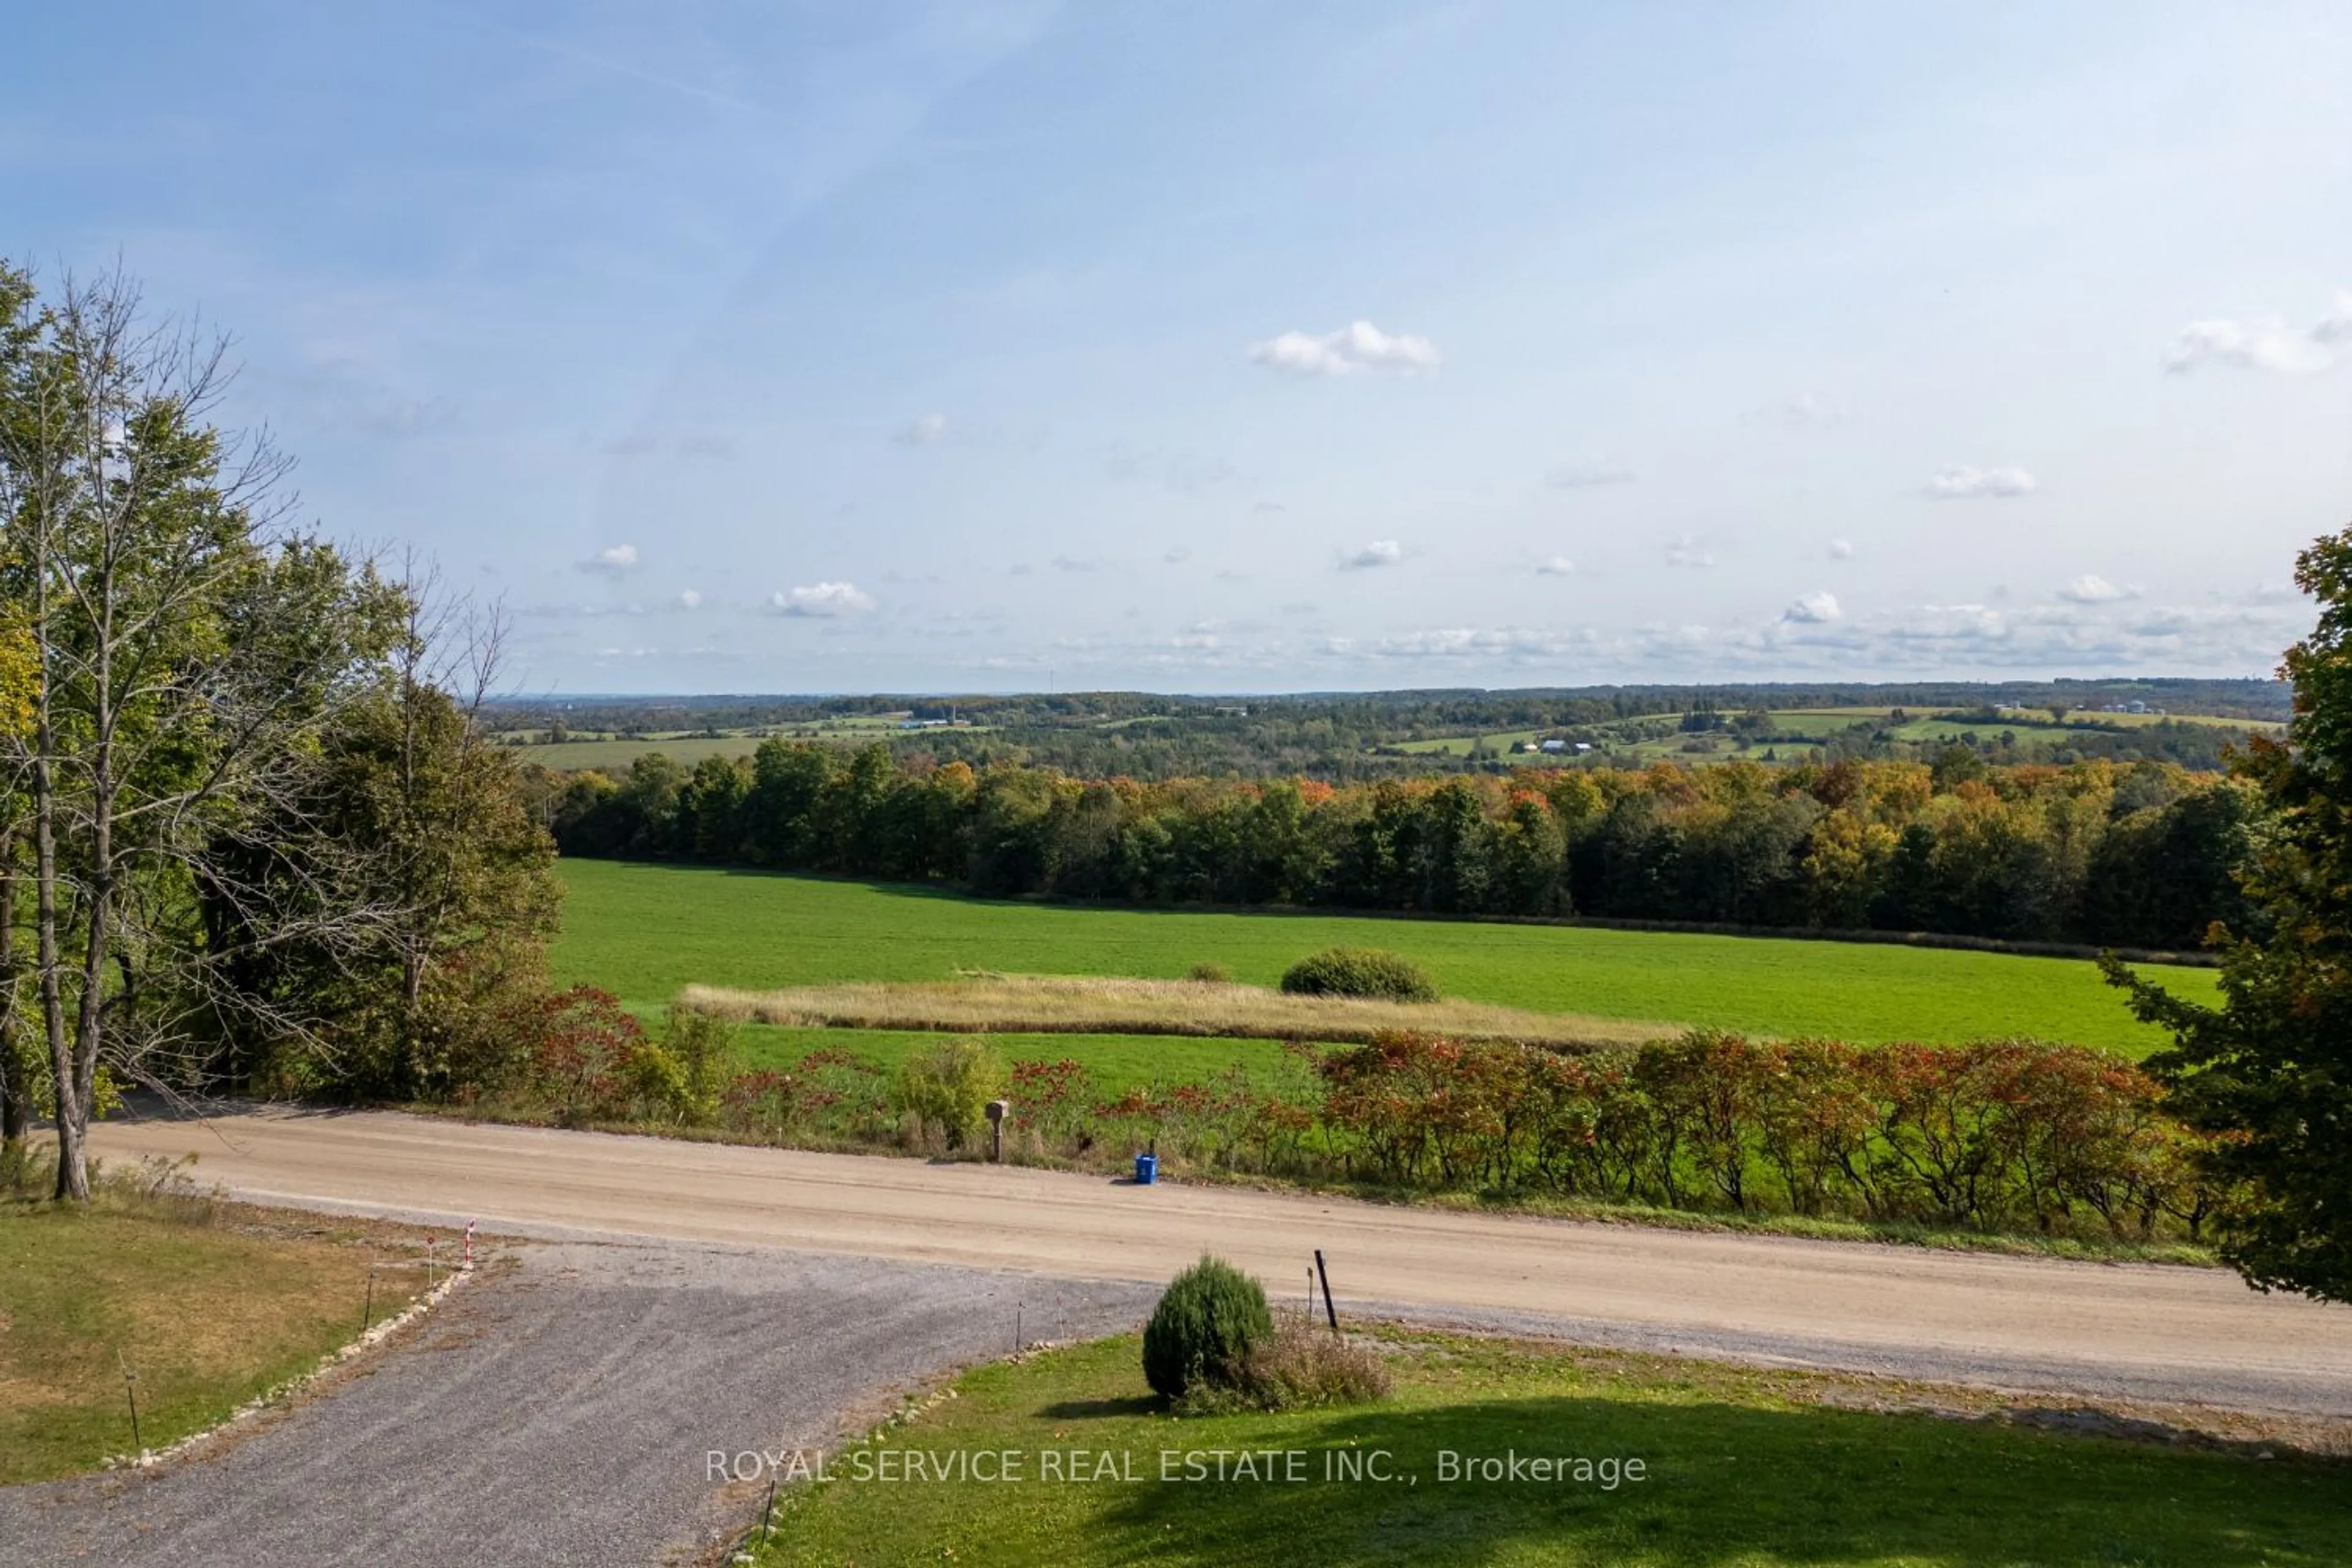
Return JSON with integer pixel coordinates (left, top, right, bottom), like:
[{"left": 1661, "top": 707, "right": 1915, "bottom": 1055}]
[
  {"left": 543, "top": 744, "right": 2260, "bottom": 951},
  {"left": 0, "top": 264, "right": 561, "bottom": 1197}
]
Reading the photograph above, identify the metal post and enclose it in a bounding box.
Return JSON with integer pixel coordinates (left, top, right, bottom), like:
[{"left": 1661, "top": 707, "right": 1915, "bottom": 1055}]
[
  {"left": 1314, "top": 1249, "right": 1338, "bottom": 1332},
  {"left": 362, "top": 1267, "right": 376, "bottom": 1335},
  {"left": 119, "top": 1353, "right": 143, "bottom": 1453}
]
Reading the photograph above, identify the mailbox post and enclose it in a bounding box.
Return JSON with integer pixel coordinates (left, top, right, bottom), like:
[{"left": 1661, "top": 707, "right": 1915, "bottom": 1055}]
[{"left": 986, "top": 1098, "right": 1010, "bottom": 1162}]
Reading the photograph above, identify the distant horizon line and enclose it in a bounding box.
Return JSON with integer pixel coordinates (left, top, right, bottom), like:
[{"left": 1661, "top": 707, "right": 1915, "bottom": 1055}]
[{"left": 489, "top": 674, "right": 2287, "bottom": 706}]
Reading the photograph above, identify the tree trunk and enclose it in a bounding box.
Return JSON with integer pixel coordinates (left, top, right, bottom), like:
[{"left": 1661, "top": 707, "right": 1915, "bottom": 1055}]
[
  {"left": 64, "top": 557, "right": 121, "bottom": 1198},
  {"left": 37, "top": 725, "right": 85, "bottom": 1201},
  {"left": 0, "top": 832, "right": 23, "bottom": 1152}
]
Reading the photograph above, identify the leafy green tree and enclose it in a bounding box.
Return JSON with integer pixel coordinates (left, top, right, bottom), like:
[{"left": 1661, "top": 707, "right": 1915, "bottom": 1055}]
[
  {"left": 205, "top": 615, "right": 562, "bottom": 1101},
  {"left": 2107, "top": 524, "right": 2352, "bottom": 1301},
  {"left": 2080, "top": 781, "right": 2260, "bottom": 949},
  {"left": 677, "top": 754, "right": 750, "bottom": 862},
  {"left": 739, "top": 737, "right": 832, "bottom": 865}
]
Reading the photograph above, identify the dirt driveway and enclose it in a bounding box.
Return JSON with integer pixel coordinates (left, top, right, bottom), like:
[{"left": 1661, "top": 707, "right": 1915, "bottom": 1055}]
[{"left": 84, "top": 1104, "right": 2352, "bottom": 1416}]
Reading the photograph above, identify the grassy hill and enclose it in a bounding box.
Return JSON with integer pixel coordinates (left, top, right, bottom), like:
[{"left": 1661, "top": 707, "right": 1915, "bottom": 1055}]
[{"left": 552, "top": 860, "right": 2211, "bottom": 1057}]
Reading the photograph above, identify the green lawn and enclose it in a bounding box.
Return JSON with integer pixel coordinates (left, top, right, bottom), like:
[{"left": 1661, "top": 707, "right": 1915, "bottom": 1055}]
[
  {"left": 552, "top": 861, "right": 2212, "bottom": 1056},
  {"left": 755, "top": 1332, "right": 2348, "bottom": 1567}
]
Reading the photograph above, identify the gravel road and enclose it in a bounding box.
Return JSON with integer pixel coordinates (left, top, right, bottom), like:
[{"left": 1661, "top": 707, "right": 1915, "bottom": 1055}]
[
  {"left": 0, "top": 1240, "right": 1154, "bottom": 1568},
  {"left": 81, "top": 1104, "right": 2352, "bottom": 1416}
]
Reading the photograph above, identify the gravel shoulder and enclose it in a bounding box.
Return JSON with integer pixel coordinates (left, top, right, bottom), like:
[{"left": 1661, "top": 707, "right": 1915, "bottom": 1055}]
[{"left": 0, "top": 1239, "right": 1153, "bottom": 1568}]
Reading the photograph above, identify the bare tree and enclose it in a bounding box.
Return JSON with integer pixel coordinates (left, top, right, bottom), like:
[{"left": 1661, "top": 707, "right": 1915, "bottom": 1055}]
[{"left": 0, "top": 265, "right": 396, "bottom": 1197}]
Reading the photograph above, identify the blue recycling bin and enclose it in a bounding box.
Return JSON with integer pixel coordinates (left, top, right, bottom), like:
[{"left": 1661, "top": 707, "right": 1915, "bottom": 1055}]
[{"left": 1133, "top": 1152, "right": 1158, "bottom": 1185}]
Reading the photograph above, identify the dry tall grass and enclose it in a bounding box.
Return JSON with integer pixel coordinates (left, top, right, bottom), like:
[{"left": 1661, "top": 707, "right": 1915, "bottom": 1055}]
[{"left": 677, "top": 973, "right": 1675, "bottom": 1049}]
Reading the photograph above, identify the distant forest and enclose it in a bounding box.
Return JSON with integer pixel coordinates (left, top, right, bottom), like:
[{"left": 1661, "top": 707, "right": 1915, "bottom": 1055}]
[
  {"left": 540, "top": 744, "right": 2260, "bottom": 954},
  {"left": 493, "top": 679, "right": 2286, "bottom": 783}
]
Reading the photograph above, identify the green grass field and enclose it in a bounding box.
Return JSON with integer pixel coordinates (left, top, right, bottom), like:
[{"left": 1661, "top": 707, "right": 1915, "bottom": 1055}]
[
  {"left": 552, "top": 860, "right": 2212, "bottom": 1057},
  {"left": 511, "top": 715, "right": 995, "bottom": 771},
  {"left": 753, "top": 1332, "right": 2348, "bottom": 1567},
  {"left": 513, "top": 734, "right": 770, "bottom": 769},
  {"left": 1390, "top": 706, "right": 2280, "bottom": 763}
]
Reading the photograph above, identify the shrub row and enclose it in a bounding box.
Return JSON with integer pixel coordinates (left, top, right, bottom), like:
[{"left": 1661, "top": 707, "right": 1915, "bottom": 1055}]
[
  {"left": 491, "top": 994, "right": 2227, "bottom": 1244},
  {"left": 1300, "top": 1031, "right": 2227, "bottom": 1238}
]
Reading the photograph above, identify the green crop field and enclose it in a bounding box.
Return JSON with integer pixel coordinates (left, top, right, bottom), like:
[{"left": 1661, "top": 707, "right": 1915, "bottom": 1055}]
[
  {"left": 513, "top": 734, "right": 770, "bottom": 769},
  {"left": 1389, "top": 705, "right": 2280, "bottom": 764},
  {"left": 511, "top": 715, "right": 993, "bottom": 771},
  {"left": 753, "top": 1332, "right": 2347, "bottom": 1568},
  {"left": 552, "top": 860, "right": 2212, "bottom": 1057},
  {"left": 1390, "top": 729, "right": 1543, "bottom": 756}
]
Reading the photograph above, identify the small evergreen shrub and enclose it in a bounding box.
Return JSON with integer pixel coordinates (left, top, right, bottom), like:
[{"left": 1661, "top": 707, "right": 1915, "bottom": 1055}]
[
  {"left": 1142, "top": 1256, "right": 1274, "bottom": 1400},
  {"left": 1185, "top": 962, "right": 1232, "bottom": 984},
  {"left": 1279, "top": 947, "right": 1438, "bottom": 1003}
]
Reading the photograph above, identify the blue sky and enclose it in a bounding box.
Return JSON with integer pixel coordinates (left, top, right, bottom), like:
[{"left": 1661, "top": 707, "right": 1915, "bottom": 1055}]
[{"left": 7, "top": 1, "right": 2350, "bottom": 693}]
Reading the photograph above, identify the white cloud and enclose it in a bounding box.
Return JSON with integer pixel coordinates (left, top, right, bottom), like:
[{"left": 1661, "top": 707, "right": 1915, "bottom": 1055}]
[
  {"left": 772, "top": 581, "right": 877, "bottom": 616},
  {"left": 1247, "top": 320, "right": 1439, "bottom": 377},
  {"left": 1163, "top": 546, "right": 1193, "bottom": 565},
  {"left": 1052, "top": 554, "right": 1105, "bottom": 573},
  {"left": 1828, "top": 538, "right": 1855, "bottom": 560},
  {"left": 1344, "top": 540, "right": 1403, "bottom": 569},
  {"left": 677, "top": 589, "right": 703, "bottom": 609},
  {"left": 2163, "top": 293, "right": 2350, "bottom": 374},
  {"left": 1926, "top": 465, "right": 2038, "bottom": 500},
  {"left": 1545, "top": 461, "right": 1634, "bottom": 490},
  {"left": 1535, "top": 555, "right": 1576, "bottom": 576},
  {"left": 1664, "top": 537, "right": 1715, "bottom": 568},
  {"left": 2059, "top": 573, "right": 2131, "bottom": 603},
  {"left": 579, "top": 543, "right": 641, "bottom": 576},
  {"left": 2163, "top": 319, "right": 2329, "bottom": 375},
  {"left": 1784, "top": 590, "right": 1841, "bottom": 624},
  {"left": 894, "top": 412, "right": 949, "bottom": 446}
]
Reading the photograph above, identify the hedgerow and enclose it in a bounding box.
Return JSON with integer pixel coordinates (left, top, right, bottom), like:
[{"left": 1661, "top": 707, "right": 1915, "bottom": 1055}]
[{"left": 492, "top": 998, "right": 2228, "bottom": 1245}]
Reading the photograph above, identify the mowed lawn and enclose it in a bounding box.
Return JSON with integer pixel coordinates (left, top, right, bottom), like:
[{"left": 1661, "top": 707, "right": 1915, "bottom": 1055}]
[
  {"left": 553, "top": 861, "right": 2213, "bottom": 1055},
  {"left": 756, "top": 1333, "right": 2349, "bottom": 1567}
]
